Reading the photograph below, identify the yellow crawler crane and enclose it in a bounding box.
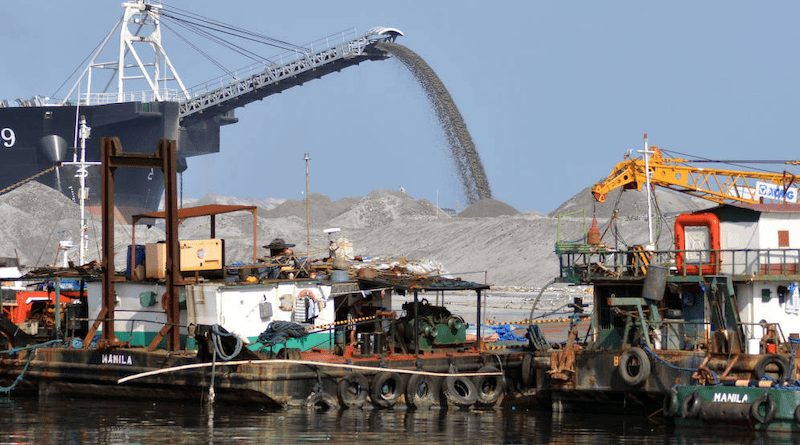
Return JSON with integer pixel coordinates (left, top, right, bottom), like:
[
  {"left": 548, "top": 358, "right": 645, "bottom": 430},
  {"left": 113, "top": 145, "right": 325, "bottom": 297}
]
[{"left": 591, "top": 145, "right": 800, "bottom": 205}]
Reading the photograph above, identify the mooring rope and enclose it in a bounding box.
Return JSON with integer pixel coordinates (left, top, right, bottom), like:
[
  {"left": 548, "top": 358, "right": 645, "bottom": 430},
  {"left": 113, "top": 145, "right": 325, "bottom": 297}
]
[
  {"left": 0, "top": 165, "right": 56, "bottom": 196},
  {"left": 0, "top": 340, "right": 62, "bottom": 394},
  {"left": 642, "top": 344, "right": 719, "bottom": 385},
  {"left": 211, "top": 324, "right": 243, "bottom": 361},
  {"left": 118, "top": 358, "right": 503, "bottom": 385}
]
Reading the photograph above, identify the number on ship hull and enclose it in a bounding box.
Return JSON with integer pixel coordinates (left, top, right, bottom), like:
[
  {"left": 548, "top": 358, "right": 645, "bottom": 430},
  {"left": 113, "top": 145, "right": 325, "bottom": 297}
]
[{"left": 1, "top": 128, "right": 15, "bottom": 147}]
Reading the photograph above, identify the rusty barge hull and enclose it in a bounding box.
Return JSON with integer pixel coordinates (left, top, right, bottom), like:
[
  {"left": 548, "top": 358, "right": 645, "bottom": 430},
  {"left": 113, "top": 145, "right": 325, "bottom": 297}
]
[
  {"left": 1, "top": 347, "right": 533, "bottom": 409},
  {"left": 525, "top": 347, "right": 772, "bottom": 412}
]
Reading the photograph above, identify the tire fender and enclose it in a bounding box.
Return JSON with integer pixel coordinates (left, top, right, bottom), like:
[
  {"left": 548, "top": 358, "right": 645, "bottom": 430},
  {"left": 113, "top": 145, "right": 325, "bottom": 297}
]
[
  {"left": 473, "top": 366, "right": 504, "bottom": 406},
  {"left": 371, "top": 371, "right": 404, "bottom": 407},
  {"left": 521, "top": 354, "right": 535, "bottom": 388},
  {"left": 305, "top": 391, "right": 339, "bottom": 410},
  {"left": 750, "top": 393, "right": 777, "bottom": 424},
  {"left": 443, "top": 375, "right": 478, "bottom": 408},
  {"left": 618, "top": 347, "right": 651, "bottom": 387},
  {"left": 663, "top": 388, "right": 679, "bottom": 418},
  {"left": 337, "top": 372, "right": 369, "bottom": 408},
  {"left": 753, "top": 354, "right": 790, "bottom": 382},
  {"left": 681, "top": 389, "right": 702, "bottom": 418},
  {"left": 406, "top": 373, "right": 440, "bottom": 409}
]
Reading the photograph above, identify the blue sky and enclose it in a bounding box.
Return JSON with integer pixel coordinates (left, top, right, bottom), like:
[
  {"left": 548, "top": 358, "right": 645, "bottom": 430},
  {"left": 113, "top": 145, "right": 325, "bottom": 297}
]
[{"left": 2, "top": 1, "right": 799, "bottom": 214}]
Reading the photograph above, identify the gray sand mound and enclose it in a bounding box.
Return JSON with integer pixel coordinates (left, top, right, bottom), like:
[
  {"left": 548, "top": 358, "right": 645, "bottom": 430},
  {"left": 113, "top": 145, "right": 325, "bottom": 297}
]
[
  {"left": 0, "top": 181, "right": 709, "bottom": 288},
  {"left": 459, "top": 198, "right": 519, "bottom": 218},
  {"left": 550, "top": 185, "right": 713, "bottom": 219}
]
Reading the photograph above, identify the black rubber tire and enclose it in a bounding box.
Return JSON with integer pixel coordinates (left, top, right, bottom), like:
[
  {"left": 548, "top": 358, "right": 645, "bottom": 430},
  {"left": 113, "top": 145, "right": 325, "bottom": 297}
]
[
  {"left": 337, "top": 372, "right": 369, "bottom": 408},
  {"left": 665, "top": 309, "right": 682, "bottom": 319},
  {"left": 663, "top": 388, "right": 679, "bottom": 418},
  {"left": 750, "top": 393, "right": 777, "bottom": 424},
  {"left": 406, "top": 373, "right": 440, "bottom": 409},
  {"left": 681, "top": 389, "right": 702, "bottom": 418},
  {"left": 753, "top": 354, "right": 790, "bottom": 382},
  {"left": 371, "top": 372, "right": 404, "bottom": 408},
  {"left": 305, "top": 391, "right": 339, "bottom": 410},
  {"left": 521, "top": 354, "right": 535, "bottom": 388},
  {"left": 443, "top": 375, "right": 479, "bottom": 408},
  {"left": 618, "top": 347, "right": 651, "bottom": 387},
  {"left": 473, "top": 366, "right": 504, "bottom": 406}
]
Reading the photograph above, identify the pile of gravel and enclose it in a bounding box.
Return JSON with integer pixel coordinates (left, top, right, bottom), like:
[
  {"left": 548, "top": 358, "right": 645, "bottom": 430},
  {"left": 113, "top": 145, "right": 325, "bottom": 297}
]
[
  {"left": 261, "top": 193, "right": 357, "bottom": 226},
  {"left": 327, "top": 190, "right": 440, "bottom": 228},
  {"left": 458, "top": 198, "right": 519, "bottom": 218},
  {"left": 549, "top": 184, "right": 713, "bottom": 219}
]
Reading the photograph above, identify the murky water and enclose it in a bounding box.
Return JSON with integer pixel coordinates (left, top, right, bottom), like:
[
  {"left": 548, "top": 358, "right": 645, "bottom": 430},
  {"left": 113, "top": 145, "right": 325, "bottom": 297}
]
[
  {"left": 376, "top": 42, "right": 491, "bottom": 205},
  {"left": 0, "top": 396, "right": 791, "bottom": 445}
]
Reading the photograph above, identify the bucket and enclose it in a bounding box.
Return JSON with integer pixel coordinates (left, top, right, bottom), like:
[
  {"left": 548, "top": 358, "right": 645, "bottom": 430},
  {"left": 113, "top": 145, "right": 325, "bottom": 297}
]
[
  {"left": 642, "top": 265, "right": 668, "bottom": 301},
  {"left": 330, "top": 270, "right": 349, "bottom": 282},
  {"left": 747, "top": 338, "right": 761, "bottom": 354}
]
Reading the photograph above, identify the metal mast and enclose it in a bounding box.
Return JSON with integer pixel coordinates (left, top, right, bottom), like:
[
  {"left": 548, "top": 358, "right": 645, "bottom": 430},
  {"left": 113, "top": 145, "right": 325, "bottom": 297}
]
[{"left": 63, "top": 0, "right": 190, "bottom": 105}]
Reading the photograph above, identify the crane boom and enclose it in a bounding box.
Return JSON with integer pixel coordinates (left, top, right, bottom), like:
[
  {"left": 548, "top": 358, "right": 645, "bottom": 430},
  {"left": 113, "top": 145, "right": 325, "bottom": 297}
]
[{"left": 592, "top": 146, "right": 799, "bottom": 205}]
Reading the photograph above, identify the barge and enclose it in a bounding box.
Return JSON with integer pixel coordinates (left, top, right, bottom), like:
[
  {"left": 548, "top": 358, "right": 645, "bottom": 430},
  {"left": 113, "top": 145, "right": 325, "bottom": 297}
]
[
  {"left": 0, "top": 137, "right": 530, "bottom": 410},
  {"left": 520, "top": 140, "right": 800, "bottom": 413},
  {"left": 664, "top": 375, "right": 800, "bottom": 431}
]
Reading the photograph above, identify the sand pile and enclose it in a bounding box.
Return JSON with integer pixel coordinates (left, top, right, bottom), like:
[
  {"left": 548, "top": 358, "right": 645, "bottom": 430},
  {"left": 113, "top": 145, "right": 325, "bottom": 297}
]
[
  {"left": 327, "top": 190, "right": 440, "bottom": 228},
  {"left": 0, "top": 182, "right": 704, "bottom": 288},
  {"left": 262, "top": 193, "right": 360, "bottom": 226},
  {"left": 459, "top": 198, "right": 519, "bottom": 218}
]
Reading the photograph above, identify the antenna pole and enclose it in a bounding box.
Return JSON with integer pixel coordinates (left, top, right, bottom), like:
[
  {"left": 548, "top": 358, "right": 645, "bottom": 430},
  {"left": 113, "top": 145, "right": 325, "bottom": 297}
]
[
  {"left": 304, "top": 153, "right": 310, "bottom": 253},
  {"left": 640, "top": 133, "right": 655, "bottom": 250},
  {"left": 78, "top": 116, "right": 91, "bottom": 265}
]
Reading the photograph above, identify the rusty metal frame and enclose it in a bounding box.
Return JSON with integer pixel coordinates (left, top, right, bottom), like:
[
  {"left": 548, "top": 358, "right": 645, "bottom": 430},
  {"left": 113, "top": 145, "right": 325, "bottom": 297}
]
[{"left": 84, "top": 137, "right": 182, "bottom": 351}]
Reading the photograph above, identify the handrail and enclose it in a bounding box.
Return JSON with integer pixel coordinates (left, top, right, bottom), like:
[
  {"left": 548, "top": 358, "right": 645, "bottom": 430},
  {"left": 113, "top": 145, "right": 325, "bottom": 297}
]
[{"left": 556, "top": 246, "right": 800, "bottom": 282}]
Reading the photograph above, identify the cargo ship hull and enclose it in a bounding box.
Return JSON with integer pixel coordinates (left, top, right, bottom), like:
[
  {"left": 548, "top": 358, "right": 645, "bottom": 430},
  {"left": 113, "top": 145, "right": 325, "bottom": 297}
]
[{"left": 0, "top": 101, "right": 226, "bottom": 216}]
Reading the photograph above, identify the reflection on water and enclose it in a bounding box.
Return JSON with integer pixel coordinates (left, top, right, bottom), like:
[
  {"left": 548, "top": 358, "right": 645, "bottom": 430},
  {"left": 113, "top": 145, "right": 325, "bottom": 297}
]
[{"left": 0, "top": 397, "right": 792, "bottom": 444}]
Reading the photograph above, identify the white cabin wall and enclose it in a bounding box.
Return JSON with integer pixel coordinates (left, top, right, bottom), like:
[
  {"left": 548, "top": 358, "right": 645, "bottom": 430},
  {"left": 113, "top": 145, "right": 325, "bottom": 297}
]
[
  {"left": 87, "top": 281, "right": 188, "bottom": 339},
  {"left": 186, "top": 282, "right": 334, "bottom": 341},
  {"left": 719, "top": 220, "right": 759, "bottom": 275},
  {"left": 737, "top": 281, "right": 800, "bottom": 352},
  {"left": 757, "top": 213, "right": 800, "bottom": 249}
]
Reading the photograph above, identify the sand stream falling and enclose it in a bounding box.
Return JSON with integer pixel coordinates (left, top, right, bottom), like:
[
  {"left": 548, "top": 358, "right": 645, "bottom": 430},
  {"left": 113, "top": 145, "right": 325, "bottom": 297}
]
[{"left": 376, "top": 42, "right": 491, "bottom": 204}]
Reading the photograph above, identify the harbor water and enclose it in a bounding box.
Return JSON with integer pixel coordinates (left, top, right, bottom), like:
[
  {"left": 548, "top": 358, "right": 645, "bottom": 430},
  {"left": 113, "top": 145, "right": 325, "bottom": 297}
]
[{"left": 0, "top": 396, "right": 793, "bottom": 444}]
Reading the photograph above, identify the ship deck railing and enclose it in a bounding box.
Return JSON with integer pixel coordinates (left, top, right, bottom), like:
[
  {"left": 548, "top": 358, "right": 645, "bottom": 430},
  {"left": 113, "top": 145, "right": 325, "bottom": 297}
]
[
  {"left": 78, "top": 89, "right": 184, "bottom": 106},
  {"left": 556, "top": 244, "right": 800, "bottom": 283}
]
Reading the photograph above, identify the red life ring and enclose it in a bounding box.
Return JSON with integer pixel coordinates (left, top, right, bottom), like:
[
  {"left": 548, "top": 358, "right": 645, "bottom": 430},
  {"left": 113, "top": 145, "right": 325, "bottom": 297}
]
[
  {"left": 298, "top": 289, "right": 324, "bottom": 310},
  {"left": 675, "top": 212, "right": 720, "bottom": 275}
]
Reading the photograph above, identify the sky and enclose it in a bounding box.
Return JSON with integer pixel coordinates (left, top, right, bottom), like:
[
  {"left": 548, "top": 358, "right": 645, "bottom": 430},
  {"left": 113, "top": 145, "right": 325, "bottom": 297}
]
[{"left": 1, "top": 1, "right": 799, "bottom": 214}]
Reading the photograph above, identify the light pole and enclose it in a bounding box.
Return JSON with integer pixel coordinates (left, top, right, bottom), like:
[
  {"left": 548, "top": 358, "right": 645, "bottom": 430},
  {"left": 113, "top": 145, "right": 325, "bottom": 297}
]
[{"left": 304, "top": 153, "right": 310, "bottom": 253}]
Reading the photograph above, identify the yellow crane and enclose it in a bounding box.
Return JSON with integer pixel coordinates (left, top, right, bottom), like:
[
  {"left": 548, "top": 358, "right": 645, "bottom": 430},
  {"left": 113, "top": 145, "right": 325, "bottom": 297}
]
[{"left": 592, "top": 144, "right": 800, "bottom": 205}]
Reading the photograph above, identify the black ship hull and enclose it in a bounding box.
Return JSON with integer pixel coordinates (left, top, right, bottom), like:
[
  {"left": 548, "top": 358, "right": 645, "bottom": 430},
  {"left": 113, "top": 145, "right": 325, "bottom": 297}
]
[{"left": 0, "top": 101, "right": 228, "bottom": 217}]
